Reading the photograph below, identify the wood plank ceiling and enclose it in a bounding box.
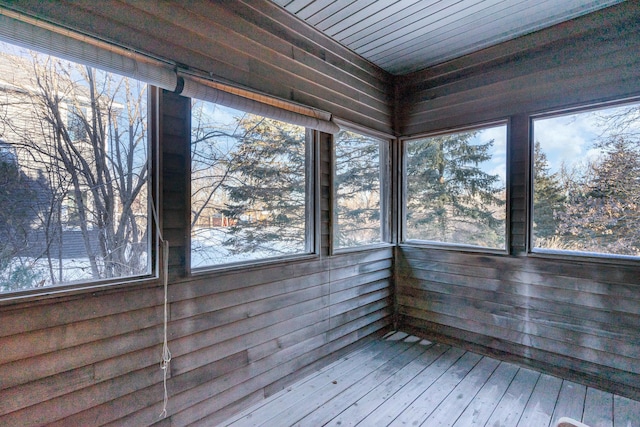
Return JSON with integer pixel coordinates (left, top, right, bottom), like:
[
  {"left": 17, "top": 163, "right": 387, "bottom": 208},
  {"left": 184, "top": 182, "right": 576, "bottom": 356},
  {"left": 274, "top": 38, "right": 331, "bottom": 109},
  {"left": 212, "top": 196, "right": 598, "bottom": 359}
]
[{"left": 269, "top": 0, "right": 624, "bottom": 75}]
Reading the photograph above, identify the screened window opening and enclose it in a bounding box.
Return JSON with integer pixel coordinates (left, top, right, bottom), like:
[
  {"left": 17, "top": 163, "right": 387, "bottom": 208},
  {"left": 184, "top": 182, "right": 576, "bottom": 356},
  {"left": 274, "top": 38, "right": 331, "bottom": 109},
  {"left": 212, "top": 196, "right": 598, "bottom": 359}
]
[
  {"left": 0, "top": 41, "right": 150, "bottom": 294},
  {"left": 333, "top": 129, "right": 387, "bottom": 249},
  {"left": 532, "top": 101, "right": 640, "bottom": 258},
  {"left": 191, "top": 99, "right": 312, "bottom": 268},
  {"left": 404, "top": 123, "right": 507, "bottom": 250}
]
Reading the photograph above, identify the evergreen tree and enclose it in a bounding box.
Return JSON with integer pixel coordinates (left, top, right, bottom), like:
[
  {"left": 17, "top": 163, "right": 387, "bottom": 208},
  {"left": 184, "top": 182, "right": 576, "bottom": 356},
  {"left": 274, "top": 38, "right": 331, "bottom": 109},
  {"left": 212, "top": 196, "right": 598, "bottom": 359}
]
[
  {"left": 405, "top": 131, "right": 505, "bottom": 248},
  {"left": 334, "top": 130, "right": 381, "bottom": 247},
  {"left": 221, "top": 115, "right": 308, "bottom": 256},
  {"left": 0, "top": 155, "right": 45, "bottom": 291},
  {"left": 532, "top": 140, "right": 566, "bottom": 239}
]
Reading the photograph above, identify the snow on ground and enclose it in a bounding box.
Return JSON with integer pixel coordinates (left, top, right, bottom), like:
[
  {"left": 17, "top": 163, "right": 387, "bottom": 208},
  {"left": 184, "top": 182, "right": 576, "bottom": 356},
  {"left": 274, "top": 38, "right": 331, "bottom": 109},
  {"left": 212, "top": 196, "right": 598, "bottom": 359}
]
[
  {"left": 1, "top": 226, "right": 303, "bottom": 293},
  {"left": 190, "top": 227, "right": 303, "bottom": 269}
]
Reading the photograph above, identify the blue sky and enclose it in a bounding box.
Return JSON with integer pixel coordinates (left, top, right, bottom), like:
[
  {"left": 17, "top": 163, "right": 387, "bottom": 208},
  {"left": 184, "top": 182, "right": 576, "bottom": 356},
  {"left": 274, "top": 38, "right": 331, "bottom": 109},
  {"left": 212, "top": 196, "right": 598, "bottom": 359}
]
[
  {"left": 470, "top": 102, "right": 640, "bottom": 186},
  {"left": 533, "top": 102, "right": 640, "bottom": 174},
  {"left": 465, "top": 124, "right": 507, "bottom": 185}
]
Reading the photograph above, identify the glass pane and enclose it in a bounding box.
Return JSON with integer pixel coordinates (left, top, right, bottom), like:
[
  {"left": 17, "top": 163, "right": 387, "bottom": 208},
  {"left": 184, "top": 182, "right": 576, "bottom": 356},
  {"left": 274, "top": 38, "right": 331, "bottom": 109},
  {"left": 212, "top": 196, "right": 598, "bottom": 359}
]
[
  {"left": 0, "top": 41, "right": 150, "bottom": 293},
  {"left": 334, "top": 130, "right": 384, "bottom": 248},
  {"left": 405, "top": 124, "right": 507, "bottom": 249},
  {"left": 533, "top": 102, "right": 640, "bottom": 257},
  {"left": 191, "top": 100, "right": 309, "bottom": 268}
]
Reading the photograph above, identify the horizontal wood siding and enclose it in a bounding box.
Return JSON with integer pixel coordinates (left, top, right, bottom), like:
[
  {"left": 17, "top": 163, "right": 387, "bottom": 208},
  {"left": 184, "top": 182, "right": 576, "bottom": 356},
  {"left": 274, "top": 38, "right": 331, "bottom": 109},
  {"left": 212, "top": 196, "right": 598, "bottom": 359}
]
[
  {"left": 0, "top": 251, "right": 393, "bottom": 426},
  {"left": 0, "top": 90, "right": 392, "bottom": 425},
  {"left": 118, "top": 250, "right": 393, "bottom": 427},
  {"left": 395, "top": 0, "right": 640, "bottom": 402},
  {"left": 3, "top": 0, "right": 640, "bottom": 423},
  {"left": 3, "top": 0, "right": 393, "bottom": 134},
  {"left": 395, "top": 2, "right": 640, "bottom": 136},
  {"left": 396, "top": 246, "right": 640, "bottom": 400},
  {"left": 0, "top": 0, "right": 394, "bottom": 422}
]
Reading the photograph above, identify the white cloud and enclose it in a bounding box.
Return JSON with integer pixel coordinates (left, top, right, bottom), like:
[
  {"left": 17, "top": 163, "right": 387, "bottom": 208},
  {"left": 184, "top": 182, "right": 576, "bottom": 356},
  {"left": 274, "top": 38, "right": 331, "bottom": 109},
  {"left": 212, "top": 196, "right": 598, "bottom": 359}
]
[
  {"left": 489, "top": 164, "right": 507, "bottom": 185},
  {"left": 533, "top": 103, "right": 640, "bottom": 173},
  {"left": 477, "top": 126, "right": 507, "bottom": 157},
  {"left": 469, "top": 125, "right": 507, "bottom": 183},
  {"left": 534, "top": 113, "right": 598, "bottom": 172},
  {"left": 585, "top": 147, "right": 605, "bottom": 164}
]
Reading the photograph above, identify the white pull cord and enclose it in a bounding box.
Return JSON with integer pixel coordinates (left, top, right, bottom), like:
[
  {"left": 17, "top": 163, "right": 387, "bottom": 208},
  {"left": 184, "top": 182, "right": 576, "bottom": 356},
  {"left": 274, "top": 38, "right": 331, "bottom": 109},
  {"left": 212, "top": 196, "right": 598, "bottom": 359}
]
[
  {"left": 150, "top": 198, "right": 171, "bottom": 419},
  {"left": 159, "top": 238, "right": 171, "bottom": 419}
]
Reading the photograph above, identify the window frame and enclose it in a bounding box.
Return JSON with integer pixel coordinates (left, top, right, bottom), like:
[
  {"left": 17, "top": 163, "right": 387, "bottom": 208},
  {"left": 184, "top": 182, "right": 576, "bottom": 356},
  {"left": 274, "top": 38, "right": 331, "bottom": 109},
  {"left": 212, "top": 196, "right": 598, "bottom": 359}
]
[
  {"left": 330, "top": 120, "right": 393, "bottom": 255},
  {"left": 66, "top": 104, "right": 89, "bottom": 142},
  {"left": 400, "top": 120, "right": 510, "bottom": 255},
  {"left": 528, "top": 97, "right": 640, "bottom": 263},
  {"left": 0, "top": 85, "right": 159, "bottom": 303},
  {"left": 187, "top": 107, "right": 319, "bottom": 275},
  {"left": 0, "top": 0, "right": 183, "bottom": 301}
]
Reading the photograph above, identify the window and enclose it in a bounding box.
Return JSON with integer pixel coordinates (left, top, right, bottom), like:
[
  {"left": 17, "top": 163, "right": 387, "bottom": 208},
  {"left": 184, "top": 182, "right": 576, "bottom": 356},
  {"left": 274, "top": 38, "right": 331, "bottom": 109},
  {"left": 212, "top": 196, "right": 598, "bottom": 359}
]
[
  {"left": 333, "top": 128, "right": 388, "bottom": 249},
  {"left": 404, "top": 123, "right": 507, "bottom": 250},
  {"left": 0, "top": 141, "right": 16, "bottom": 164},
  {"left": 190, "top": 99, "right": 313, "bottom": 268},
  {"left": 66, "top": 105, "right": 88, "bottom": 141},
  {"left": 532, "top": 101, "right": 640, "bottom": 258},
  {"left": 0, "top": 41, "right": 150, "bottom": 294},
  {"left": 62, "top": 190, "right": 91, "bottom": 230}
]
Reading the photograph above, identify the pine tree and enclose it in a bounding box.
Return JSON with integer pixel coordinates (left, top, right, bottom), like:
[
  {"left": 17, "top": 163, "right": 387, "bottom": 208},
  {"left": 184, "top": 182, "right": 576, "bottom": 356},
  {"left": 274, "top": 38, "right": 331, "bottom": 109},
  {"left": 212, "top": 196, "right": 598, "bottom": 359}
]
[
  {"left": 405, "top": 131, "right": 505, "bottom": 248},
  {"left": 0, "top": 156, "right": 45, "bottom": 291},
  {"left": 334, "top": 130, "right": 381, "bottom": 247},
  {"left": 532, "top": 140, "right": 566, "bottom": 240},
  {"left": 220, "top": 115, "right": 308, "bottom": 256}
]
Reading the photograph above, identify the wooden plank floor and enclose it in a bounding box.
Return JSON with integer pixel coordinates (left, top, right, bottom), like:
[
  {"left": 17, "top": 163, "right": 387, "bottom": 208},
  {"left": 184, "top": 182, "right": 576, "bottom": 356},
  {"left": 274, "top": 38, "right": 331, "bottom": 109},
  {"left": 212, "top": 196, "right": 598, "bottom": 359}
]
[{"left": 221, "top": 332, "right": 640, "bottom": 427}]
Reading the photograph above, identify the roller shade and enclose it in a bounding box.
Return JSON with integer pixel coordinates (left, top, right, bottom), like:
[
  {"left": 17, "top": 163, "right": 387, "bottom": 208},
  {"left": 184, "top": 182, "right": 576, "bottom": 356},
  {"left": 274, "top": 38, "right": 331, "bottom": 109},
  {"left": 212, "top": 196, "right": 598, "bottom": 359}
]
[
  {"left": 180, "top": 74, "right": 340, "bottom": 134},
  {"left": 0, "top": 7, "right": 338, "bottom": 133},
  {"left": 0, "top": 8, "right": 177, "bottom": 91}
]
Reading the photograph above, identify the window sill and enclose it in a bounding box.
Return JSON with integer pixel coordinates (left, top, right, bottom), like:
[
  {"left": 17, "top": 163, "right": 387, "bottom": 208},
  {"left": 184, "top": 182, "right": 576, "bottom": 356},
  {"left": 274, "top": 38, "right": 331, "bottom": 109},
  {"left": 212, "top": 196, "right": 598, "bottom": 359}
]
[
  {"left": 0, "top": 275, "right": 159, "bottom": 308},
  {"left": 529, "top": 248, "right": 640, "bottom": 267},
  {"left": 189, "top": 252, "right": 319, "bottom": 277},
  {"left": 331, "top": 242, "right": 394, "bottom": 256},
  {"left": 399, "top": 240, "right": 509, "bottom": 256}
]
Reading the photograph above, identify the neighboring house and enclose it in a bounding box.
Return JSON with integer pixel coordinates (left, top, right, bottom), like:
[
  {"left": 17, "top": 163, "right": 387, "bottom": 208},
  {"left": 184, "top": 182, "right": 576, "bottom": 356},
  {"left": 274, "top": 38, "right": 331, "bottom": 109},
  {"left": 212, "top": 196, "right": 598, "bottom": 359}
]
[
  {"left": 0, "top": 139, "right": 16, "bottom": 163},
  {"left": 0, "top": 46, "right": 147, "bottom": 285}
]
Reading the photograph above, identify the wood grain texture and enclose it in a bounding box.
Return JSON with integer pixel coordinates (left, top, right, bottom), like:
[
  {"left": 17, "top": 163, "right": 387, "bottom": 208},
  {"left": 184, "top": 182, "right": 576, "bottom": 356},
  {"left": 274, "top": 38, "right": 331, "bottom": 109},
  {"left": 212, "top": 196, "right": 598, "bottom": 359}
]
[
  {"left": 552, "top": 381, "right": 587, "bottom": 427},
  {"left": 292, "top": 342, "right": 429, "bottom": 427},
  {"left": 421, "top": 356, "right": 500, "bottom": 426},
  {"left": 517, "top": 373, "right": 563, "bottom": 427},
  {"left": 583, "top": 388, "right": 614, "bottom": 427},
  {"left": 0, "top": 1, "right": 638, "bottom": 425},
  {"left": 396, "top": 208, "right": 640, "bottom": 400},
  {"left": 485, "top": 367, "right": 541, "bottom": 427},
  {"left": 218, "top": 334, "right": 640, "bottom": 426},
  {"left": 395, "top": 1, "right": 640, "bottom": 136},
  {"left": 613, "top": 395, "right": 640, "bottom": 427},
  {"left": 2, "top": 0, "right": 394, "bottom": 134},
  {"left": 452, "top": 362, "right": 520, "bottom": 427},
  {"left": 0, "top": 89, "right": 392, "bottom": 426}
]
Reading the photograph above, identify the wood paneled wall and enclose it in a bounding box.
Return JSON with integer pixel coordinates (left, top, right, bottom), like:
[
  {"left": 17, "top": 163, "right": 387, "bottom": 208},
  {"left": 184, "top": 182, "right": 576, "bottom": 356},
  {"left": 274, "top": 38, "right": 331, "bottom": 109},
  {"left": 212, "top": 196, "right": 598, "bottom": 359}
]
[
  {"left": 397, "top": 248, "right": 640, "bottom": 400},
  {"left": 2, "top": 0, "right": 640, "bottom": 423},
  {"left": 395, "top": 1, "right": 640, "bottom": 137},
  {"left": 395, "top": 1, "right": 640, "bottom": 400},
  {"left": 0, "top": 95, "right": 393, "bottom": 426},
  {"left": 0, "top": 2, "right": 394, "bottom": 424},
  {"left": 3, "top": 0, "right": 394, "bottom": 135}
]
